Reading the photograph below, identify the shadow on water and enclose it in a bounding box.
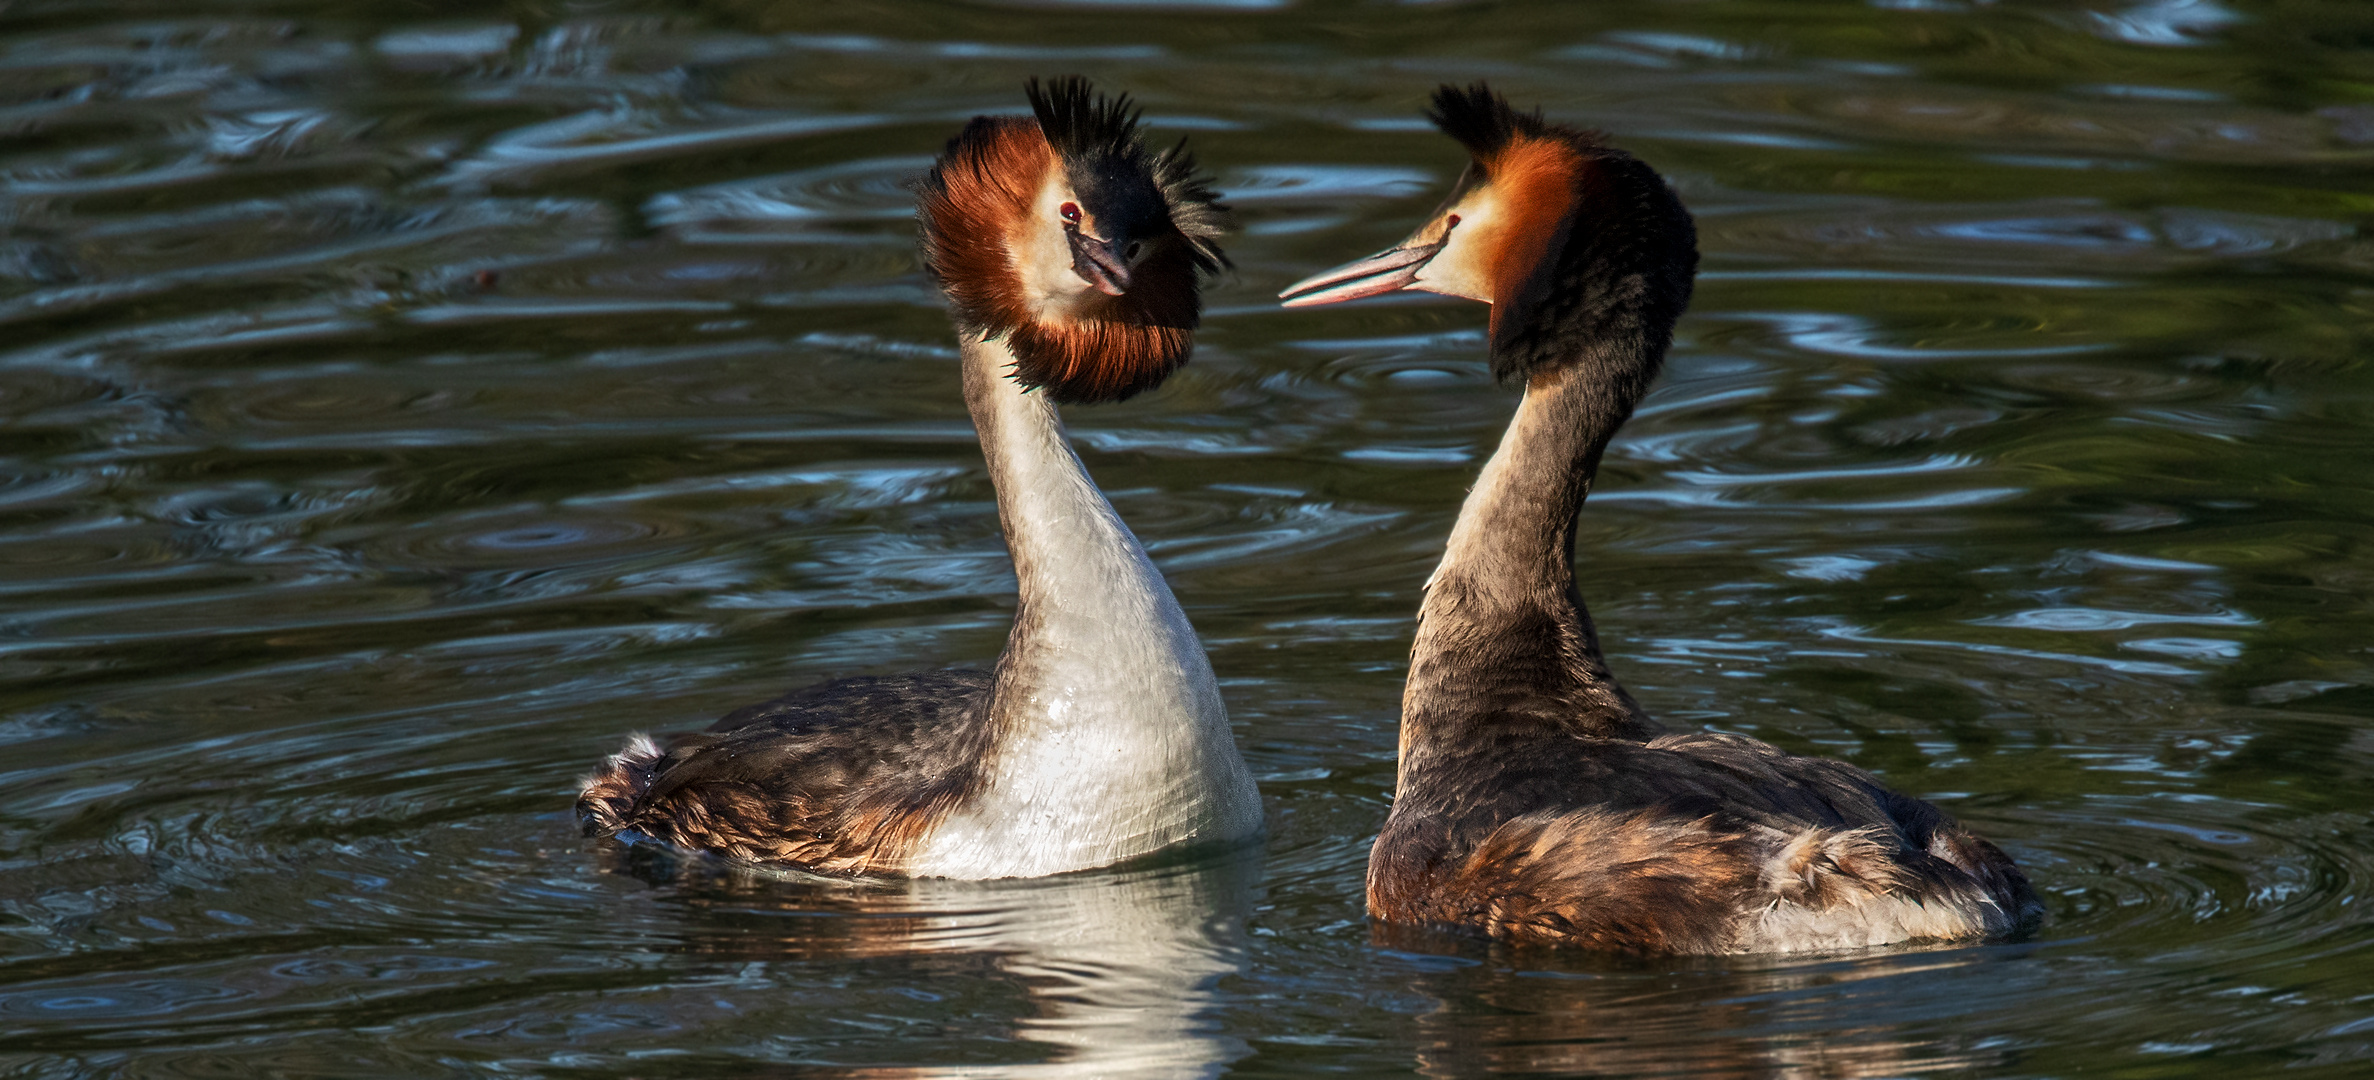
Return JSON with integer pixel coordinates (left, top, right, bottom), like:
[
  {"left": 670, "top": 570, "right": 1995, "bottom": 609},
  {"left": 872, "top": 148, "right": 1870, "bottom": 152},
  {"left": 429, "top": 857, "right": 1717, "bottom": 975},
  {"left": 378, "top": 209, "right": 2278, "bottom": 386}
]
[{"left": 1372, "top": 922, "right": 2040, "bottom": 1079}]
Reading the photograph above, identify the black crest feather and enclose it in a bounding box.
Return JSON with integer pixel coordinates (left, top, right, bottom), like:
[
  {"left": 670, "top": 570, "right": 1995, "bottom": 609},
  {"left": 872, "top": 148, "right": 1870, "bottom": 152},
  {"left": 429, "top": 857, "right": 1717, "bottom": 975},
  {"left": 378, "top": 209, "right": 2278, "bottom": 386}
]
[
  {"left": 1427, "top": 82, "right": 1549, "bottom": 161},
  {"left": 1023, "top": 76, "right": 1229, "bottom": 276},
  {"left": 1147, "top": 136, "right": 1231, "bottom": 276},
  {"left": 1027, "top": 76, "right": 1142, "bottom": 160}
]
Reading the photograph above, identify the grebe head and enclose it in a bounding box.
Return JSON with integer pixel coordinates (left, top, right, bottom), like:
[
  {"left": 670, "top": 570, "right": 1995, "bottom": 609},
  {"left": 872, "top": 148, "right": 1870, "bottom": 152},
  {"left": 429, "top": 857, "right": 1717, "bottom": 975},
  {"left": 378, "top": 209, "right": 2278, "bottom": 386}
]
[
  {"left": 1278, "top": 83, "right": 1696, "bottom": 385},
  {"left": 920, "top": 76, "right": 1229, "bottom": 404}
]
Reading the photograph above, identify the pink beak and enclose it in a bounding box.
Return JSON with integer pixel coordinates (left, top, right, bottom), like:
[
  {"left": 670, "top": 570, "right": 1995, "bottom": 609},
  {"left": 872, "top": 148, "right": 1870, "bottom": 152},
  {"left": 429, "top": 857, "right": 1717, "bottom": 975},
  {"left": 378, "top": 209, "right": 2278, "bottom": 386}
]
[{"left": 1277, "top": 238, "right": 1446, "bottom": 308}]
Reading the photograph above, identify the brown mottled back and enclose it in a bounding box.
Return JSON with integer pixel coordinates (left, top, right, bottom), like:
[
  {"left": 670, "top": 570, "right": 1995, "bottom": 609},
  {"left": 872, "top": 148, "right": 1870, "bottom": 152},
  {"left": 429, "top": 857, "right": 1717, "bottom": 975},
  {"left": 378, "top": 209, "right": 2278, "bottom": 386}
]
[
  {"left": 578, "top": 671, "right": 998, "bottom": 875},
  {"left": 1368, "top": 725, "right": 2042, "bottom": 953}
]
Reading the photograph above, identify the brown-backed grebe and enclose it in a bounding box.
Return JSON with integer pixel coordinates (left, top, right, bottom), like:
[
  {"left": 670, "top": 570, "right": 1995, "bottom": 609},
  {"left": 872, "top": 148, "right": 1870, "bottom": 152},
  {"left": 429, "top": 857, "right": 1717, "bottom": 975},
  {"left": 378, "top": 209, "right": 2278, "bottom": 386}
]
[
  {"left": 1280, "top": 84, "right": 2040, "bottom": 953},
  {"left": 579, "top": 78, "right": 1261, "bottom": 878}
]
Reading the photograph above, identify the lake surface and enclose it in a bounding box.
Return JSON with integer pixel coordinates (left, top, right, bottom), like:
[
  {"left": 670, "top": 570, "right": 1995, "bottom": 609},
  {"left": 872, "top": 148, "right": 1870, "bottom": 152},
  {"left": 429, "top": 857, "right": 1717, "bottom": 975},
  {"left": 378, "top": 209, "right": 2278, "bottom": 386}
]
[{"left": 6, "top": 0, "right": 2374, "bottom": 1075}]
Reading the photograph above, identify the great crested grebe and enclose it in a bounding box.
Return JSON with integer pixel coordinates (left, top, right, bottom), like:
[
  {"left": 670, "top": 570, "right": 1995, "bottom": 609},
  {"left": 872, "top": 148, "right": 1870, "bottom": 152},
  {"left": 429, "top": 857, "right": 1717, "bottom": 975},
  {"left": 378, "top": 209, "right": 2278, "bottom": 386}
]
[
  {"left": 1280, "top": 85, "right": 2041, "bottom": 953},
  {"left": 579, "top": 78, "right": 1261, "bottom": 879}
]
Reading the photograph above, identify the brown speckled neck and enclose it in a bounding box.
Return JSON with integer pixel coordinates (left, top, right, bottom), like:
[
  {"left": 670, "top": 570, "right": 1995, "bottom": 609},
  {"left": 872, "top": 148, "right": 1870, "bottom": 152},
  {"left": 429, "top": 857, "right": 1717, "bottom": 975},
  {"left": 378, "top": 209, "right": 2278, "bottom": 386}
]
[{"left": 1402, "top": 344, "right": 1666, "bottom": 767}]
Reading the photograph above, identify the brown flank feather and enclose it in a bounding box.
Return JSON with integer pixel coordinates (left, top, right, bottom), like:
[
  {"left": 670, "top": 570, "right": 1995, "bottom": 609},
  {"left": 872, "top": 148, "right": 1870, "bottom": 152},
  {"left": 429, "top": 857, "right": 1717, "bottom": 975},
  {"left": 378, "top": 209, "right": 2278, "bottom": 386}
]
[
  {"left": 1374, "top": 809, "right": 1759, "bottom": 954},
  {"left": 580, "top": 736, "right": 943, "bottom": 875},
  {"left": 1370, "top": 807, "right": 1964, "bottom": 955}
]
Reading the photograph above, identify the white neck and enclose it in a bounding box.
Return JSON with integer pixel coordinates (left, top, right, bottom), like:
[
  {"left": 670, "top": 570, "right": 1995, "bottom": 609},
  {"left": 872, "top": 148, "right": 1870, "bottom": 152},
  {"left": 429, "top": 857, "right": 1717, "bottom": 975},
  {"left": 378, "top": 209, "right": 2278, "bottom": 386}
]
[{"left": 907, "top": 335, "right": 1261, "bottom": 878}]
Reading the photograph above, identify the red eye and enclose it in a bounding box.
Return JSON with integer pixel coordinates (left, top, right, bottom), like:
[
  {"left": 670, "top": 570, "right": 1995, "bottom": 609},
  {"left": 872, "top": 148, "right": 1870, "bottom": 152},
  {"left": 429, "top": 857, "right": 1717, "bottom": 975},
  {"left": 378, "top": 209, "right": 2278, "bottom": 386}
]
[
  {"left": 1059, "top": 202, "right": 1081, "bottom": 224},
  {"left": 1447, "top": 213, "right": 1462, "bottom": 228}
]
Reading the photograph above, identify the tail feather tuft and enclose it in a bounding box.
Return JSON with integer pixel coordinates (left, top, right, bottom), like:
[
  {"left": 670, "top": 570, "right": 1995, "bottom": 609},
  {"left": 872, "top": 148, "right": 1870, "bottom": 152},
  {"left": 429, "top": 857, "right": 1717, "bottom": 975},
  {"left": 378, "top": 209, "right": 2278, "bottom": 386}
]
[{"left": 577, "top": 734, "right": 663, "bottom": 837}]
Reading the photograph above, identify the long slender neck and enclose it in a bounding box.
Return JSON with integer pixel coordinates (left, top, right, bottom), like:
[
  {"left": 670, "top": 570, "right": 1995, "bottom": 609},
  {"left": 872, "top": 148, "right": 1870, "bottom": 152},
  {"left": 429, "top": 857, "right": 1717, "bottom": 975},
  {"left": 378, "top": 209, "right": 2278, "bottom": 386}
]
[
  {"left": 1401, "top": 342, "right": 1664, "bottom": 765},
  {"left": 962, "top": 334, "right": 1195, "bottom": 699},
  {"left": 920, "top": 334, "right": 1257, "bottom": 877}
]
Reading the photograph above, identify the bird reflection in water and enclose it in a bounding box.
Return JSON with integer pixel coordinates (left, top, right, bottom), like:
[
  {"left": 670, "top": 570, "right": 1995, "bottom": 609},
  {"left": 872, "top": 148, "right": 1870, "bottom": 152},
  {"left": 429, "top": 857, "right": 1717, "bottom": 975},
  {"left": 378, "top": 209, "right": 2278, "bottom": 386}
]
[
  {"left": 600, "top": 841, "right": 1257, "bottom": 1077},
  {"left": 1371, "top": 923, "right": 2029, "bottom": 1079}
]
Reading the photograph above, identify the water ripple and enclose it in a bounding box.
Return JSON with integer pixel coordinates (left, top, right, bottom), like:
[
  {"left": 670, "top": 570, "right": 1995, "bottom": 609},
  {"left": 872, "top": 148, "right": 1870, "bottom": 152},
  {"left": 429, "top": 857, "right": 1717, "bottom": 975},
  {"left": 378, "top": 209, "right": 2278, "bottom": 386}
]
[{"left": 6, "top": 1, "right": 2374, "bottom": 1076}]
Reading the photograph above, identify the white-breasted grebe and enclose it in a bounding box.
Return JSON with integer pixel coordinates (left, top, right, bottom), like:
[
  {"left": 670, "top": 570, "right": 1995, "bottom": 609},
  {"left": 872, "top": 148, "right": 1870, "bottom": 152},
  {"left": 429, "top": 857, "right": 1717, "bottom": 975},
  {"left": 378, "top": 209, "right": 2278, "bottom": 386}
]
[
  {"left": 1279, "top": 84, "right": 2041, "bottom": 953},
  {"left": 580, "top": 78, "right": 1261, "bottom": 879}
]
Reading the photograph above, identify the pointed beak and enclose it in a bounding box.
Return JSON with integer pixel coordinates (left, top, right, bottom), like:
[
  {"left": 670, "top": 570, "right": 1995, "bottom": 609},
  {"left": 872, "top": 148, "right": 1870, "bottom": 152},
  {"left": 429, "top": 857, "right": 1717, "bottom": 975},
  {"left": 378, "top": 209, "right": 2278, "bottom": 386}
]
[
  {"left": 1067, "top": 229, "right": 1133, "bottom": 297},
  {"left": 1277, "top": 237, "right": 1446, "bottom": 308}
]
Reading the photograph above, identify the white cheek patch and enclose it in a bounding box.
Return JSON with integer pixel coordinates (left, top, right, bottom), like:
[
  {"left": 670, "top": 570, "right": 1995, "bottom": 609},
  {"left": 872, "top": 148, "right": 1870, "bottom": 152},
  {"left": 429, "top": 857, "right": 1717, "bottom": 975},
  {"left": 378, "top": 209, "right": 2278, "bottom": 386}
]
[
  {"left": 1413, "top": 189, "right": 1501, "bottom": 304},
  {"left": 1013, "top": 173, "right": 1098, "bottom": 316}
]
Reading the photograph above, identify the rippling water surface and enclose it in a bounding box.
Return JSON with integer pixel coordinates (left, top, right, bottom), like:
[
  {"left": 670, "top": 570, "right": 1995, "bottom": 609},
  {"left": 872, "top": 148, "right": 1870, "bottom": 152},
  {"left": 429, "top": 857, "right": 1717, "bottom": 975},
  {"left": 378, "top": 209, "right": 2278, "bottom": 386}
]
[{"left": 7, "top": 0, "right": 2374, "bottom": 1075}]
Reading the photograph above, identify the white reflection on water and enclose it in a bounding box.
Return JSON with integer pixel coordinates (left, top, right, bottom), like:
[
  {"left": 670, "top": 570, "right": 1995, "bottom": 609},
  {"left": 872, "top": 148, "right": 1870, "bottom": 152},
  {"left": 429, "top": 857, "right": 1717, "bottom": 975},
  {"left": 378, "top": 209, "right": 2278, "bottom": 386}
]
[
  {"left": 625, "top": 844, "right": 1258, "bottom": 1077},
  {"left": 2091, "top": 0, "right": 2241, "bottom": 47},
  {"left": 906, "top": 853, "right": 1254, "bottom": 1078}
]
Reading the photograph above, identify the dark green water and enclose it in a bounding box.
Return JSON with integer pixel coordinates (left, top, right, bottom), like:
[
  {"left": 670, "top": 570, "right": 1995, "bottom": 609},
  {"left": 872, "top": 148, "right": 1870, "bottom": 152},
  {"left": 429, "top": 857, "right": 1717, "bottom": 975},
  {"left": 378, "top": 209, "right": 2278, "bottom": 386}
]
[{"left": 6, "top": 0, "right": 2374, "bottom": 1075}]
